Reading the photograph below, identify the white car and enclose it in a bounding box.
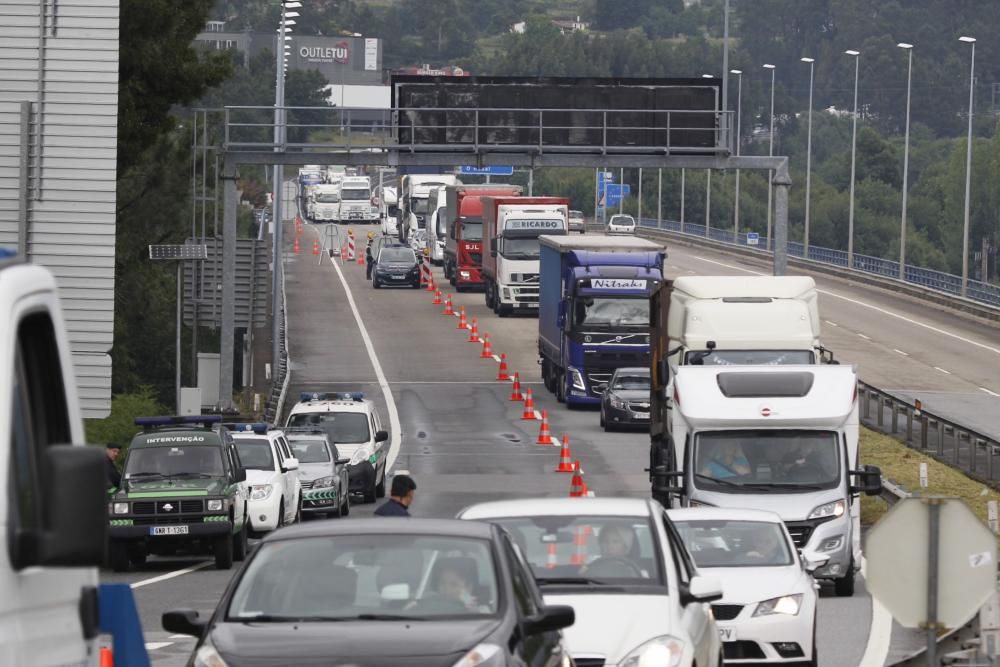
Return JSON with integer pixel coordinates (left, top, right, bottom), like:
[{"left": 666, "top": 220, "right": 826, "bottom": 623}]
[
  {"left": 458, "top": 497, "right": 723, "bottom": 667},
  {"left": 230, "top": 425, "right": 302, "bottom": 535},
  {"left": 669, "top": 508, "right": 821, "bottom": 666},
  {"left": 607, "top": 214, "right": 637, "bottom": 234}
]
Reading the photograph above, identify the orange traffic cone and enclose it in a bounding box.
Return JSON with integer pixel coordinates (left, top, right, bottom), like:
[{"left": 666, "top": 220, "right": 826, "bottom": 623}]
[
  {"left": 536, "top": 409, "right": 554, "bottom": 445},
  {"left": 555, "top": 435, "right": 575, "bottom": 472},
  {"left": 293, "top": 238, "right": 301, "bottom": 254},
  {"left": 442, "top": 294, "right": 455, "bottom": 315},
  {"left": 570, "top": 524, "right": 588, "bottom": 564},
  {"left": 545, "top": 542, "right": 558, "bottom": 569},
  {"left": 457, "top": 306, "right": 467, "bottom": 329},
  {"left": 312, "top": 239, "right": 320, "bottom": 256},
  {"left": 467, "top": 318, "right": 481, "bottom": 343},
  {"left": 521, "top": 388, "right": 537, "bottom": 420},
  {"left": 569, "top": 460, "right": 585, "bottom": 497},
  {"left": 99, "top": 647, "right": 113, "bottom": 667},
  {"left": 295, "top": 224, "right": 303, "bottom": 238},
  {"left": 356, "top": 249, "right": 365, "bottom": 265},
  {"left": 426, "top": 274, "right": 436, "bottom": 292},
  {"left": 510, "top": 372, "right": 524, "bottom": 401},
  {"left": 496, "top": 353, "right": 510, "bottom": 381},
  {"left": 480, "top": 333, "right": 493, "bottom": 358},
  {"left": 432, "top": 289, "right": 442, "bottom": 305}
]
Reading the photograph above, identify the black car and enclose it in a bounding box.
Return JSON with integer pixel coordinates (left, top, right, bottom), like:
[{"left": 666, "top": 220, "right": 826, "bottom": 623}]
[
  {"left": 600, "top": 367, "right": 652, "bottom": 431},
  {"left": 164, "top": 518, "right": 575, "bottom": 667},
  {"left": 372, "top": 245, "right": 421, "bottom": 289}
]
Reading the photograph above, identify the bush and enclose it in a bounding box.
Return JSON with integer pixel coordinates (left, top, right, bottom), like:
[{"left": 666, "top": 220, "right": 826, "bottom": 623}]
[{"left": 85, "top": 388, "right": 167, "bottom": 459}]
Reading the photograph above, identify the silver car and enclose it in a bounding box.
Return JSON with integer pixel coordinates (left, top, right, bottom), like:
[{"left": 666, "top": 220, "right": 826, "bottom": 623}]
[
  {"left": 285, "top": 430, "right": 351, "bottom": 518},
  {"left": 568, "top": 209, "right": 586, "bottom": 234}
]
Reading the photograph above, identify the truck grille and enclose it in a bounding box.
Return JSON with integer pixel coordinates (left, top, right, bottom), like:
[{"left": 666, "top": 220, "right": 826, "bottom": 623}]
[
  {"left": 134, "top": 516, "right": 205, "bottom": 526},
  {"left": 468, "top": 252, "right": 482, "bottom": 265},
  {"left": 131, "top": 500, "right": 203, "bottom": 515},
  {"left": 585, "top": 351, "right": 650, "bottom": 365},
  {"left": 784, "top": 521, "right": 815, "bottom": 548}
]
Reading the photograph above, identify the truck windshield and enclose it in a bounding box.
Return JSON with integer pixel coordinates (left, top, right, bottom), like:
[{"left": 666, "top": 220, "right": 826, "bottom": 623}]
[
  {"left": 411, "top": 198, "right": 429, "bottom": 214},
  {"left": 499, "top": 231, "right": 567, "bottom": 260},
  {"left": 573, "top": 297, "right": 649, "bottom": 327},
  {"left": 686, "top": 350, "right": 816, "bottom": 365},
  {"left": 124, "top": 445, "right": 225, "bottom": 480},
  {"left": 692, "top": 430, "right": 840, "bottom": 493},
  {"left": 315, "top": 194, "right": 340, "bottom": 203},
  {"left": 461, "top": 221, "right": 483, "bottom": 241},
  {"left": 342, "top": 188, "right": 371, "bottom": 201}
]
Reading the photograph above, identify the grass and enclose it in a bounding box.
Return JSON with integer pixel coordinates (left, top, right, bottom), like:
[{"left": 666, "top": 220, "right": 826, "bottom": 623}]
[{"left": 860, "top": 427, "right": 1000, "bottom": 528}]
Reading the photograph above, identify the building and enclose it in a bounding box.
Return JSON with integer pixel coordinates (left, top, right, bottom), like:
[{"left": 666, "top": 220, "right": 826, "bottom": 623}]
[
  {"left": 551, "top": 16, "right": 590, "bottom": 34},
  {"left": 393, "top": 64, "right": 470, "bottom": 77},
  {"left": 0, "top": 0, "right": 120, "bottom": 417}
]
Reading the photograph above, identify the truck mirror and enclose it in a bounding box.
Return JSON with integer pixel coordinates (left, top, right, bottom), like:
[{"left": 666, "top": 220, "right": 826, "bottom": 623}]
[
  {"left": 657, "top": 359, "right": 670, "bottom": 386},
  {"left": 557, "top": 301, "right": 566, "bottom": 328},
  {"left": 490, "top": 246, "right": 497, "bottom": 257},
  {"left": 648, "top": 465, "right": 685, "bottom": 497},
  {"left": 849, "top": 465, "right": 882, "bottom": 496}
]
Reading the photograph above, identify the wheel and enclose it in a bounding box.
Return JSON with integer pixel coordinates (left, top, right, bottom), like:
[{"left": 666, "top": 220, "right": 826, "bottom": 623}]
[
  {"left": 214, "top": 533, "right": 234, "bottom": 570},
  {"left": 599, "top": 408, "right": 607, "bottom": 429},
  {"left": 128, "top": 545, "right": 147, "bottom": 566},
  {"left": 108, "top": 543, "right": 131, "bottom": 573},
  {"left": 276, "top": 501, "right": 285, "bottom": 529},
  {"left": 331, "top": 495, "right": 343, "bottom": 518},
  {"left": 376, "top": 467, "right": 386, "bottom": 498},
  {"left": 373, "top": 277, "right": 381, "bottom": 289},
  {"left": 412, "top": 280, "right": 421, "bottom": 289},
  {"left": 555, "top": 370, "right": 566, "bottom": 403},
  {"left": 834, "top": 566, "right": 855, "bottom": 597},
  {"left": 293, "top": 497, "right": 302, "bottom": 524},
  {"left": 232, "top": 522, "right": 248, "bottom": 562},
  {"left": 449, "top": 272, "right": 456, "bottom": 286},
  {"left": 805, "top": 624, "right": 818, "bottom": 666},
  {"left": 484, "top": 283, "right": 493, "bottom": 309},
  {"left": 342, "top": 492, "right": 350, "bottom": 516}
]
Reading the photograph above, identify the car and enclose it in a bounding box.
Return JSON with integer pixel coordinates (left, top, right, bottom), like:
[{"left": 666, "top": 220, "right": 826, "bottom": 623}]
[
  {"left": 107, "top": 415, "right": 250, "bottom": 572},
  {"left": 568, "top": 209, "right": 586, "bottom": 233},
  {"left": 228, "top": 423, "right": 302, "bottom": 535},
  {"left": 285, "top": 428, "right": 351, "bottom": 518},
  {"left": 600, "top": 366, "right": 652, "bottom": 431},
  {"left": 162, "top": 518, "right": 576, "bottom": 667},
  {"left": 457, "top": 497, "right": 723, "bottom": 667},
  {"left": 669, "top": 508, "right": 822, "bottom": 666},
  {"left": 607, "top": 213, "right": 637, "bottom": 234},
  {"left": 372, "top": 244, "right": 421, "bottom": 289},
  {"left": 285, "top": 392, "right": 389, "bottom": 503}
]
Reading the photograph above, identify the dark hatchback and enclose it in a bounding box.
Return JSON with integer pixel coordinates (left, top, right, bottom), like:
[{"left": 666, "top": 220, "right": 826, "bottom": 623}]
[
  {"left": 600, "top": 366, "right": 652, "bottom": 431},
  {"left": 372, "top": 245, "right": 421, "bottom": 289},
  {"left": 164, "top": 518, "right": 575, "bottom": 667}
]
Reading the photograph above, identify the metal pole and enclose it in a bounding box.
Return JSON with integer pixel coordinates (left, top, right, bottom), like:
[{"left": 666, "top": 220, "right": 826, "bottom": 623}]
[
  {"left": 926, "top": 499, "right": 941, "bottom": 667},
  {"left": 733, "top": 70, "right": 742, "bottom": 239},
  {"left": 961, "top": 39, "right": 976, "bottom": 298},
  {"left": 619, "top": 167, "right": 624, "bottom": 215},
  {"left": 175, "top": 262, "right": 182, "bottom": 414},
  {"left": 722, "top": 0, "right": 730, "bottom": 148},
  {"left": 900, "top": 46, "right": 913, "bottom": 280},
  {"left": 680, "top": 168, "right": 686, "bottom": 232},
  {"left": 705, "top": 169, "right": 711, "bottom": 237},
  {"left": 803, "top": 58, "right": 815, "bottom": 259},
  {"left": 774, "top": 170, "right": 790, "bottom": 276},
  {"left": 657, "top": 168, "right": 662, "bottom": 228},
  {"left": 847, "top": 50, "right": 860, "bottom": 269},
  {"left": 594, "top": 167, "right": 599, "bottom": 223},
  {"left": 765, "top": 65, "right": 776, "bottom": 251},
  {"left": 528, "top": 167, "right": 534, "bottom": 196},
  {"left": 271, "top": 10, "right": 287, "bottom": 376},
  {"left": 220, "top": 159, "right": 238, "bottom": 412},
  {"left": 638, "top": 167, "right": 643, "bottom": 222}
]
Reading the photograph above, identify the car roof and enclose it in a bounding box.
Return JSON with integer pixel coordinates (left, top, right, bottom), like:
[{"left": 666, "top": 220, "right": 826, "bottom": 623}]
[
  {"left": 262, "top": 517, "right": 496, "bottom": 543},
  {"left": 613, "top": 366, "right": 649, "bottom": 375},
  {"left": 667, "top": 507, "right": 785, "bottom": 524},
  {"left": 459, "top": 497, "right": 658, "bottom": 520}
]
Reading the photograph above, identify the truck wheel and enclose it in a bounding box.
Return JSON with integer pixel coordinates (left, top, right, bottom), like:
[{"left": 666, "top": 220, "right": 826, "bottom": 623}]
[
  {"left": 214, "top": 534, "right": 234, "bottom": 570},
  {"left": 108, "top": 543, "right": 131, "bottom": 573},
  {"left": 555, "top": 371, "right": 566, "bottom": 403},
  {"left": 833, "top": 568, "right": 855, "bottom": 597}
]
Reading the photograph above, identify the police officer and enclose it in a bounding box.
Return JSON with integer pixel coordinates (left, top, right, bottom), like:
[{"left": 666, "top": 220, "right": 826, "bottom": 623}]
[
  {"left": 105, "top": 442, "right": 122, "bottom": 490},
  {"left": 374, "top": 474, "right": 416, "bottom": 517},
  {"left": 365, "top": 231, "right": 376, "bottom": 280}
]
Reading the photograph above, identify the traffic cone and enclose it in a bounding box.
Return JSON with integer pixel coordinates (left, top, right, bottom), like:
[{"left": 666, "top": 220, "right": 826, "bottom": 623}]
[
  {"left": 312, "top": 239, "right": 320, "bottom": 256},
  {"left": 555, "top": 435, "right": 575, "bottom": 472},
  {"left": 426, "top": 273, "right": 436, "bottom": 292},
  {"left": 496, "top": 353, "right": 510, "bottom": 381},
  {"left": 442, "top": 294, "right": 455, "bottom": 315},
  {"left": 569, "top": 460, "right": 584, "bottom": 497},
  {"left": 545, "top": 542, "right": 558, "bottom": 569},
  {"left": 521, "top": 388, "right": 537, "bottom": 420},
  {"left": 356, "top": 249, "right": 365, "bottom": 265},
  {"left": 457, "top": 306, "right": 467, "bottom": 329},
  {"left": 99, "top": 647, "right": 113, "bottom": 667},
  {"left": 432, "top": 289, "right": 443, "bottom": 305},
  {"left": 480, "top": 333, "right": 493, "bottom": 358},
  {"left": 510, "top": 372, "right": 524, "bottom": 401},
  {"left": 295, "top": 223, "right": 303, "bottom": 238},
  {"left": 293, "top": 237, "right": 301, "bottom": 254},
  {"left": 536, "top": 409, "right": 553, "bottom": 445},
  {"left": 570, "top": 524, "right": 588, "bottom": 565},
  {"left": 467, "top": 318, "right": 481, "bottom": 343}
]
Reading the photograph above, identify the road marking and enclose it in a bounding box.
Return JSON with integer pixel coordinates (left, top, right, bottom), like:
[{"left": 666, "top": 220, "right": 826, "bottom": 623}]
[
  {"left": 825, "top": 320, "right": 839, "bottom": 327},
  {"left": 858, "top": 557, "right": 892, "bottom": 667},
  {"left": 934, "top": 367, "right": 952, "bottom": 375},
  {"left": 691, "top": 254, "right": 1000, "bottom": 356},
  {"left": 145, "top": 642, "right": 172, "bottom": 651},
  {"left": 492, "top": 354, "right": 501, "bottom": 362},
  {"left": 326, "top": 251, "right": 404, "bottom": 471},
  {"left": 893, "top": 348, "right": 909, "bottom": 356},
  {"left": 980, "top": 387, "right": 1000, "bottom": 397},
  {"left": 857, "top": 333, "right": 871, "bottom": 340},
  {"left": 130, "top": 561, "right": 211, "bottom": 589},
  {"left": 168, "top": 635, "right": 195, "bottom": 640},
  {"left": 534, "top": 410, "right": 542, "bottom": 420}
]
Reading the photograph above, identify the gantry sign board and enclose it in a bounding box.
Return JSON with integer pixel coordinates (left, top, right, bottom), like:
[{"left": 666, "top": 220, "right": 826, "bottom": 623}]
[
  {"left": 392, "top": 75, "right": 721, "bottom": 154},
  {"left": 866, "top": 497, "right": 997, "bottom": 629}
]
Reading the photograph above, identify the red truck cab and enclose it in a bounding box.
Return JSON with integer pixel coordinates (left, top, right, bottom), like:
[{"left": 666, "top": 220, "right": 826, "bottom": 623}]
[{"left": 443, "top": 184, "right": 522, "bottom": 291}]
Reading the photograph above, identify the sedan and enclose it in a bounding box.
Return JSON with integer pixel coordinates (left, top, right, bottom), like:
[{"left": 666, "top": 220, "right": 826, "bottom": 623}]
[
  {"left": 568, "top": 210, "right": 586, "bottom": 234},
  {"left": 458, "top": 497, "right": 723, "bottom": 667},
  {"left": 163, "top": 518, "right": 575, "bottom": 667},
  {"left": 372, "top": 245, "right": 421, "bottom": 289},
  {"left": 285, "top": 430, "right": 351, "bottom": 518},
  {"left": 607, "top": 214, "right": 636, "bottom": 235},
  {"left": 600, "top": 367, "right": 651, "bottom": 431},
  {"left": 669, "top": 508, "right": 822, "bottom": 666}
]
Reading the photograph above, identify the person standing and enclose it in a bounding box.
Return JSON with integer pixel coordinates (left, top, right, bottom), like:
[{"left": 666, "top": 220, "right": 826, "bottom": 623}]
[
  {"left": 365, "top": 232, "right": 376, "bottom": 280},
  {"left": 105, "top": 443, "right": 122, "bottom": 490},
  {"left": 374, "top": 474, "right": 416, "bottom": 517}
]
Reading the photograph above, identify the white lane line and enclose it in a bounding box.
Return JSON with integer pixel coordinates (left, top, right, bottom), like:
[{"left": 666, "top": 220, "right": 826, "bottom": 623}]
[
  {"left": 825, "top": 320, "right": 839, "bottom": 327},
  {"left": 533, "top": 410, "right": 542, "bottom": 420},
  {"left": 980, "top": 387, "right": 1000, "bottom": 397},
  {"left": 934, "top": 366, "right": 952, "bottom": 375},
  {"left": 893, "top": 348, "right": 909, "bottom": 356},
  {"left": 130, "top": 561, "right": 211, "bottom": 589},
  {"left": 168, "top": 635, "right": 195, "bottom": 640},
  {"left": 857, "top": 333, "right": 871, "bottom": 340},
  {"left": 326, "top": 254, "right": 404, "bottom": 471},
  {"left": 492, "top": 354, "right": 501, "bottom": 362},
  {"left": 145, "top": 642, "right": 173, "bottom": 651},
  {"left": 858, "top": 557, "right": 892, "bottom": 667},
  {"left": 692, "top": 254, "right": 1000, "bottom": 356}
]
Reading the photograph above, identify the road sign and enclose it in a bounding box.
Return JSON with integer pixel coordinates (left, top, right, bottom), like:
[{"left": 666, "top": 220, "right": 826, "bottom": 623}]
[
  {"left": 459, "top": 166, "right": 514, "bottom": 176},
  {"left": 746, "top": 232, "right": 760, "bottom": 246},
  {"left": 866, "top": 498, "right": 996, "bottom": 632}
]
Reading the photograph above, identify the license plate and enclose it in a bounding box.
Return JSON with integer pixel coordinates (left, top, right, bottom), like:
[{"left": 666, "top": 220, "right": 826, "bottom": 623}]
[
  {"left": 149, "top": 525, "right": 189, "bottom": 536},
  {"left": 718, "top": 626, "right": 737, "bottom": 642},
  {"left": 392, "top": 275, "right": 405, "bottom": 279},
  {"left": 527, "top": 302, "right": 539, "bottom": 308}
]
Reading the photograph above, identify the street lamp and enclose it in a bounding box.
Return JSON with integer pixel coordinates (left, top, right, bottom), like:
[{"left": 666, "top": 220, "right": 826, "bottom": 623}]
[
  {"left": 731, "top": 68, "right": 743, "bottom": 240},
  {"left": 763, "top": 64, "right": 776, "bottom": 250},
  {"left": 703, "top": 74, "right": 713, "bottom": 236},
  {"left": 959, "top": 36, "right": 976, "bottom": 296},
  {"left": 897, "top": 43, "right": 913, "bottom": 279},
  {"left": 801, "top": 57, "right": 815, "bottom": 259},
  {"left": 845, "top": 50, "right": 860, "bottom": 269}
]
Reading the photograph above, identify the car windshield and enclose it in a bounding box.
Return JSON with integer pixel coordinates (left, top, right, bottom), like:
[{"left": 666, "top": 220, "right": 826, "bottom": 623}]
[
  {"left": 380, "top": 248, "right": 416, "bottom": 263},
  {"left": 686, "top": 350, "right": 816, "bottom": 365},
  {"left": 227, "top": 534, "right": 499, "bottom": 620},
  {"left": 610, "top": 216, "right": 635, "bottom": 225},
  {"left": 461, "top": 220, "right": 483, "bottom": 241},
  {"left": 611, "top": 373, "right": 650, "bottom": 391},
  {"left": 489, "top": 516, "right": 665, "bottom": 589},
  {"left": 124, "top": 445, "right": 224, "bottom": 480},
  {"left": 674, "top": 520, "right": 794, "bottom": 567},
  {"left": 287, "top": 438, "right": 331, "bottom": 463},
  {"left": 234, "top": 438, "right": 275, "bottom": 471},
  {"left": 287, "top": 412, "right": 371, "bottom": 444},
  {"left": 693, "top": 430, "right": 841, "bottom": 492},
  {"left": 569, "top": 210, "right": 583, "bottom": 219},
  {"left": 315, "top": 193, "right": 340, "bottom": 203},
  {"left": 412, "top": 198, "right": 429, "bottom": 214},
  {"left": 573, "top": 296, "right": 649, "bottom": 327},
  {"left": 342, "top": 188, "right": 371, "bottom": 201}
]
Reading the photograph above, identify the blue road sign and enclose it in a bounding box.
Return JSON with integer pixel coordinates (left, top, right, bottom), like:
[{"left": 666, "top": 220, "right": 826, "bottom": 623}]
[
  {"left": 459, "top": 166, "right": 515, "bottom": 176},
  {"left": 746, "top": 232, "right": 760, "bottom": 246}
]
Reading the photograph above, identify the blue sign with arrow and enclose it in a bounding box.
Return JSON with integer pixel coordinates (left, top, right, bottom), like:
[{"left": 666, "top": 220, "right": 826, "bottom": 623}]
[{"left": 459, "top": 166, "right": 515, "bottom": 176}]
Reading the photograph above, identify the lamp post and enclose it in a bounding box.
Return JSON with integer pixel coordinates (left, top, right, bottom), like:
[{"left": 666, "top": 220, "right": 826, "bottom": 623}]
[
  {"left": 731, "top": 68, "right": 743, "bottom": 240},
  {"left": 763, "top": 64, "right": 776, "bottom": 250},
  {"left": 898, "top": 43, "right": 913, "bottom": 280},
  {"left": 960, "top": 36, "right": 976, "bottom": 297},
  {"left": 845, "top": 49, "right": 860, "bottom": 269},
  {"left": 703, "top": 74, "right": 713, "bottom": 237},
  {"left": 801, "top": 57, "right": 815, "bottom": 259}
]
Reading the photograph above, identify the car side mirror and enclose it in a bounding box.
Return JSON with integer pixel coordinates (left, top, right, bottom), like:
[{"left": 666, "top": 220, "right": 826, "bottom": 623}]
[
  {"left": 162, "top": 609, "right": 207, "bottom": 637},
  {"left": 849, "top": 465, "right": 882, "bottom": 496},
  {"left": 800, "top": 550, "right": 830, "bottom": 574},
  {"left": 522, "top": 604, "right": 575, "bottom": 636},
  {"left": 234, "top": 466, "right": 247, "bottom": 483},
  {"left": 375, "top": 430, "right": 389, "bottom": 443},
  {"left": 336, "top": 457, "right": 351, "bottom": 466},
  {"left": 282, "top": 457, "right": 299, "bottom": 472},
  {"left": 681, "top": 575, "right": 723, "bottom": 605},
  {"left": 380, "top": 583, "right": 410, "bottom": 601}
]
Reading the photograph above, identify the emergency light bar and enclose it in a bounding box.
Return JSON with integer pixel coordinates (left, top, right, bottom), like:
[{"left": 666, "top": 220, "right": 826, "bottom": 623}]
[
  {"left": 299, "top": 392, "right": 365, "bottom": 403},
  {"left": 134, "top": 415, "right": 224, "bottom": 428},
  {"left": 222, "top": 422, "right": 270, "bottom": 434}
]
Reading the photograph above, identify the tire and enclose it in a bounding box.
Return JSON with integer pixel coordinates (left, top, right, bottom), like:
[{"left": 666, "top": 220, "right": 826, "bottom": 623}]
[
  {"left": 214, "top": 533, "right": 234, "bottom": 570},
  {"left": 834, "top": 567, "right": 855, "bottom": 597},
  {"left": 128, "top": 545, "right": 147, "bottom": 567},
  {"left": 449, "top": 273, "right": 456, "bottom": 286},
  {"left": 363, "top": 473, "right": 378, "bottom": 504},
  {"left": 331, "top": 496, "right": 343, "bottom": 518},
  {"left": 342, "top": 492, "right": 350, "bottom": 516},
  {"left": 293, "top": 497, "right": 302, "bottom": 524},
  {"left": 108, "top": 543, "right": 131, "bottom": 573},
  {"left": 412, "top": 280, "right": 421, "bottom": 289},
  {"left": 373, "top": 277, "right": 381, "bottom": 289},
  {"left": 555, "top": 370, "right": 566, "bottom": 403},
  {"left": 805, "top": 624, "right": 818, "bottom": 666},
  {"left": 232, "top": 521, "right": 248, "bottom": 562},
  {"left": 276, "top": 501, "right": 285, "bottom": 529},
  {"left": 376, "top": 467, "right": 386, "bottom": 498},
  {"left": 600, "top": 408, "right": 607, "bottom": 429}
]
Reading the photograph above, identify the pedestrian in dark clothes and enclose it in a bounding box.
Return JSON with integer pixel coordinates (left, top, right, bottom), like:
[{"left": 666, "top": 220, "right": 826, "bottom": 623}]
[
  {"left": 374, "top": 474, "right": 416, "bottom": 517},
  {"left": 105, "top": 443, "right": 122, "bottom": 490}
]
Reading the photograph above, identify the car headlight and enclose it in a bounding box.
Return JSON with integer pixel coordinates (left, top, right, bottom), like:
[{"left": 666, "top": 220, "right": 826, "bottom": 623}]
[
  {"left": 113, "top": 502, "right": 129, "bottom": 515},
  {"left": 194, "top": 637, "right": 230, "bottom": 667},
  {"left": 450, "top": 643, "right": 502, "bottom": 667},
  {"left": 568, "top": 366, "right": 586, "bottom": 391},
  {"left": 207, "top": 499, "right": 224, "bottom": 512},
  {"left": 753, "top": 593, "right": 803, "bottom": 617},
  {"left": 620, "top": 635, "right": 686, "bottom": 667},
  {"left": 808, "top": 499, "right": 845, "bottom": 520},
  {"left": 250, "top": 485, "right": 273, "bottom": 501},
  {"left": 313, "top": 476, "right": 336, "bottom": 488},
  {"left": 350, "top": 448, "right": 373, "bottom": 466},
  {"left": 609, "top": 397, "right": 626, "bottom": 409}
]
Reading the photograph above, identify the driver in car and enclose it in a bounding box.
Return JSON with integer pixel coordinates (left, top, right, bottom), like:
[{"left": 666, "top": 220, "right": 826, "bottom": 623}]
[{"left": 583, "top": 525, "right": 648, "bottom": 578}]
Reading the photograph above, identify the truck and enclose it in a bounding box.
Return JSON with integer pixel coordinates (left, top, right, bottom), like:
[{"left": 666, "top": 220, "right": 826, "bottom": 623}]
[
  {"left": 0, "top": 253, "right": 148, "bottom": 665},
  {"left": 481, "top": 196, "right": 570, "bottom": 316},
  {"left": 397, "top": 173, "right": 460, "bottom": 243},
  {"left": 442, "top": 184, "right": 523, "bottom": 292},
  {"left": 379, "top": 186, "right": 399, "bottom": 237},
  {"left": 647, "top": 364, "right": 882, "bottom": 596},
  {"left": 308, "top": 183, "right": 342, "bottom": 223},
  {"left": 537, "top": 235, "right": 665, "bottom": 406},
  {"left": 337, "top": 176, "right": 378, "bottom": 224},
  {"left": 427, "top": 185, "right": 450, "bottom": 265}
]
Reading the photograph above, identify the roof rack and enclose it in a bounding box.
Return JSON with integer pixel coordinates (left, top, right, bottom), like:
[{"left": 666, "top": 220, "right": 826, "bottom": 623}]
[
  {"left": 221, "top": 422, "right": 270, "bottom": 435},
  {"left": 298, "top": 391, "right": 365, "bottom": 403}
]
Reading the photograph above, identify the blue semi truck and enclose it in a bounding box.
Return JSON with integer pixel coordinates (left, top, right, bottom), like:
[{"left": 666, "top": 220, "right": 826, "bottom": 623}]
[{"left": 537, "top": 235, "right": 666, "bottom": 406}]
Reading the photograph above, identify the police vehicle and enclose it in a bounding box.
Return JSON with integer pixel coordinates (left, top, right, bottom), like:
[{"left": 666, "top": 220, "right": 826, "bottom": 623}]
[
  {"left": 285, "top": 392, "right": 389, "bottom": 503},
  {"left": 107, "top": 415, "right": 250, "bottom": 571},
  {"left": 226, "top": 423, "right": 302, "bottom": 535},
  {"left": 285, "top": 428, "right": 351, "bottom": 518}
]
